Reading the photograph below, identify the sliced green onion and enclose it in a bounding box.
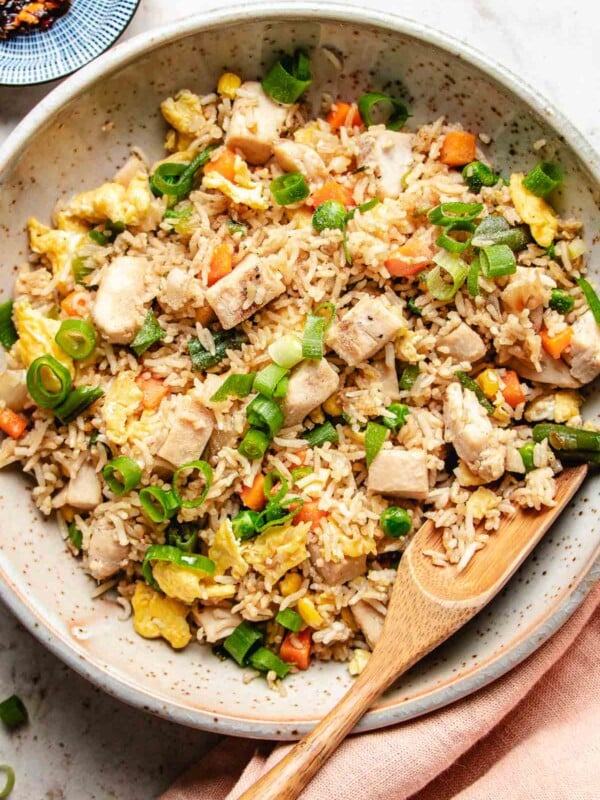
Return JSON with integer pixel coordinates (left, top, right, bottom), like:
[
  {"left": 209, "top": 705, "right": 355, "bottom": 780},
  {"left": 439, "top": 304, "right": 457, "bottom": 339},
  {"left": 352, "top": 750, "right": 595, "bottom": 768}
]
[
  {"left": 303, "top": 421, "right": 338, "bottom": 447},
  {"left": 519, "top": 442, "right": 535, "bottom": 473},
  {"left": 256, "top": 495, "right": 303, "bottom": 533},
  {"left": 365, "top": 421, "right": 388, "bottom": 467},
  {"left": 462, "top": 161, "right": 501, "bottom": 193},
  {"left": 273, "top": 376, "right": 289, "bottom": 399},
  {"left": 0, "top": 301, "right": 17, "bottom": 350},
  {"left": 164, "top": 205, "right": 192, "bottom": 221},
  {"left": 435, "top": 220, "right": 476, "bottom": 254},
  {"left": 210, "top": 372, "right": 256, "bottom": 402},
  {"left": 480, "top": 244, "right": 516, "bottom": 278},
  {"left": 72, "top": 255, "right": 95, "bottom": 285},
  {"left": 380, "top": 507, "right": 412, "bottom": 538},
  {"left": 275, "top": 608, "right": 302, "bottom": 632},
  {"left": 522, "top": 161, "right": 563, "bottom": 197},
  {"left": 428, "top": 202, "right": 483, "bottom": 226},
  {"left": 0, "top": 695, "right": 27, "bottom": 728},
  {"left": 291, "top": 466, "right": 312, "bottom": 482},
  {"left": 232, "top": 509, "right": 261, "bottom": 541},
  {"left": 471, "top": 216, "right": 530, "bottom": 251},
  {"left": 549, "top": 289, "right": 575, "bottom": 315},
  {"left": 238, "top": 428, "right": 271, "bottom": 460},
  {"left": 261, "top": 50, "right": 312, "bottom": 105},
  {"left": 246, "top": 395, "right": 284, "bottom": 436},
  {"left": 312, "top": 200, "right": 347, "bottom": 233},
  {"left": 139, "top": 486, "right": 180, "bottom": 524},
  {"left": 546, "top": 242, "right": 556, "bottom": 259},
  {"left": 67, "top": 522, "right": 83, "bottom": 550},
  {"left": 224, "top": 620, "right": 264, "bottom": 665},
  {"left": 89, "top": 229, "right": 109, "bottom": 245},
  {"left": 270, "top": 173, "right": 309, "bottom": 205},
  {"left": 188, "top": 329, "right": 247, "bottom": 371},
  {"left": 172, "top": 460, "right": 213, "bottom": 509},
  {"left": 576, "top": 278, "right": 600, "bottom": 324},
  {"left": 26, "top": 355, "right": 72, "bottom": 409},
  {"left": 406, "top": 297, "right": 423, "bottom": 316},
  {"left": 102, "top": 456, "right": 142, "bottom": 495},
  {"left": 455, "top": 370, "right": 494, "bottom": 414},
  {"left": 263, "top": 470, "right": 288, "bottom": 503},
  {"left": 131, "top": 310, "right": 165, "bottom": 357},
  {"left": 253, "top": 364, "right": 289, "bottom": 398},
  {"left": 532, "top": 423, "right": 600, "bottom": 452},
  {"left": 426, "top": 252, "right": 468, "bottom": 302},
  {"left": 226, "top": 219, "right": 248, "bottom": 237},
  {"left": 357, "top": 92, "right": 409, "bottom": 131},
  {"left": 55, "top": 319, "right": 96, "bottom": 360},
  {"left": 142, "top": 544, "right": 215, "bottom": 589},
  {"left": 166, "top": 523, "right": 198, "bottom": 553},
  {"left": 54, "top": 386, "right": 104, "bottom": 424},
  {"left": 381, "top": 403, "right": 410, "bottom": 431},
  {"left": 399, "top": 364, "right": 419, "bottom": 391},
  {"left": 357, "top": 197, "right": 381, "bottom": 214},
  {"left": 467, "top": 258, "right": 481, "bottom": 297},
  {"left": 268, "top": 334, "right": 303, "bottom": 369},
  {"left": 302, "top": 303, "right": 336, "bottom": 360},
  {"left": 249, "top": 646, "right": 291, "bottom": 679},
  {"left": 150, "top": 146, "right": 216, "bottom": 200},
  {"left": 0, "top": 765, "right": 15, "bottom": 799}
]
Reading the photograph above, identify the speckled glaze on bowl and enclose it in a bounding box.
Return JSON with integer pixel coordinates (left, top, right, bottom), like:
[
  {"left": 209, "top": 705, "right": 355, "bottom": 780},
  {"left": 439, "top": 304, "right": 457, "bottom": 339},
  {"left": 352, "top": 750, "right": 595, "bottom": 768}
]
[{"left": 0, "top": 4, "right": 598, "bottom": 740}]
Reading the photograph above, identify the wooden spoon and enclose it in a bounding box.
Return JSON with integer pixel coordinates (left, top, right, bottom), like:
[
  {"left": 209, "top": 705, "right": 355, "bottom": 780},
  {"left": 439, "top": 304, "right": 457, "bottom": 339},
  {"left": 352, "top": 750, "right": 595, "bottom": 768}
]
[{"left": 239, "top": 464, "right": 587, "bottom": 800}]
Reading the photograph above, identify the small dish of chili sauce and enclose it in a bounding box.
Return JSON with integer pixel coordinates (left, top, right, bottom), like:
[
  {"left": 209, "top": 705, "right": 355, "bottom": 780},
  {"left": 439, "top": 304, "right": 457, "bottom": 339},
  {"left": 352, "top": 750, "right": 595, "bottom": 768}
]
[{"left": 0, "top": 0, "right": 71, "bottom": 40}]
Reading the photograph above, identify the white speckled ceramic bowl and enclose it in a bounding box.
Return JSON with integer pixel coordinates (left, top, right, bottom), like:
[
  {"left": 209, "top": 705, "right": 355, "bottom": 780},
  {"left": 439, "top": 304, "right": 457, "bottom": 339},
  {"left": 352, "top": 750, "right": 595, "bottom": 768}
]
[{"left": 0, "top": 4, "right": 598, "bottom": 740}]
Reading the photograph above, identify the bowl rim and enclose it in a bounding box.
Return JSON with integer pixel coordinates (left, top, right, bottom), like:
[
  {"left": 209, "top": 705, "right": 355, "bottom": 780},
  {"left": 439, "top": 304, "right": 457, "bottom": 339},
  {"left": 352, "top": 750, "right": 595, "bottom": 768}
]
[{"left": 0, "top": 2, "right": 598, "bottom": 739}]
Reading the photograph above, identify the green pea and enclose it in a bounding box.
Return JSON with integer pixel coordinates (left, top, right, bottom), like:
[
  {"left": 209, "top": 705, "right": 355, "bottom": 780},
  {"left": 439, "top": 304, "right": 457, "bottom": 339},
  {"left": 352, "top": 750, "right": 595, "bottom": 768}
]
[
  {"left": 380, "top": 507, "right": 412, "bottom": 538},
  {"left": 312, "top": 200, "right": 347, "bottom": 232}
]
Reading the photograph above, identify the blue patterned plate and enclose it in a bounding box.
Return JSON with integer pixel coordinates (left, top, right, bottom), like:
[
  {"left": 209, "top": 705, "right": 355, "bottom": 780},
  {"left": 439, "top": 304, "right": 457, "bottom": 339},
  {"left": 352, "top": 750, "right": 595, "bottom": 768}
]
[{"left": 0, "top": 0, "right": 140, "bottom": 86}]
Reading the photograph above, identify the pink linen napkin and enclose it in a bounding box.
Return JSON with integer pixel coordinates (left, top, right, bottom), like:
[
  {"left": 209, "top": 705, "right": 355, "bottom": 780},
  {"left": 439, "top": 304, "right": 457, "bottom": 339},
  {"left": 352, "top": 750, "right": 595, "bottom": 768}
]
[{"left": 162, "top": 581, "right": 600, "bottom": 800}]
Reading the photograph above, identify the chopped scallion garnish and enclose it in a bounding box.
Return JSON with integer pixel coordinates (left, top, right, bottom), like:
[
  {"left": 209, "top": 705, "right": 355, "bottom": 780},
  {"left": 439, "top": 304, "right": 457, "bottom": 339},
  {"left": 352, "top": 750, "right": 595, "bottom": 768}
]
[
  {"left": 268, "top": 334, "right": 304, "bottom": 369},
  {"left": 467, "top": 258, "right": 481, "bottom": 297},
  {"left": 149, "top": 146, "right": 217, "bottom": 201},
  {"left": 142, "top": 544, "right": 215, "bottom": 589},
  {"left": 291, "top": 466, "right": 312, "bottom": 482},
  {"left": 54, "top": 386, "right": 104, "bottom": 424},
  {"left": 576, "top": 277, "right": 600, "bottom": 324},
  {"left": 455, "top": 371, "right": 494, "bottom": 414},
  {"left": 381, "top": 403, "right": 410, "bottom": 431},
  {"left": 131, "top": 310, "right": 165, "bottom": 356},
  {"left": 172, "top": 459, "right": 213, "bottom": 509},
  {"left": 231, "top": 510, "right": 261, "bottom": 540},
  {"left": 479, "top": 244, "right": 516, "bottom": 278},
  {"left": 275, "top": 608, "right": 303, "bottom": 632},
  {"left": 426, "top": 251, "right": 468, "bottom": 302},
  {"left": 55, "top": 319, "right": 96, "bottom": 360},
  {"left": 435, "top": 220, "right": 476, "bottom": 254},
  {"left": 462, "top": 161, "right": 501, "bottom": 192},
  {"left": 0, "top": 765, "right": 15, "bottom": 799},
  {"left": 253, "top": 364, "right": 289, "bottom": 398},
  {"left": 210, "top": 372, "right": 256, "bottom": 402},
  {"left": 238, "top": 428, "right": 271, "bottom": 460},
  {"left": 365, "top": 421, "right": 388, "bottom": 467},
  {"left": 248, "top": 646, "right": 291, "bottom": 679},
  {"left": 522, "top": 161, "right": 563, "bottom": 197},
  {"left": 428, "top": 202, "right": 483, "bottom": 226},
  {"left": 0, "top": 301, "right": 18, "bottom": 351},
  {"left": 67, "top": 522, "right": 83, "bottom": 550},
  {"left": 166, "top": 523, "right": 198, "bottom": 553},
  {"left": 139, "top": 486, "right": 180, "bottom": 524},
  {"left": 303, "top": 421, "right": 338, "bottom": 447},
  {"left": 549, "top": 289, "right": 574, "bottom": 315},
  {"left": 188, "top": 329, "right": 247, "bottom": 371},
  {"left": 270, "top": 172, "right": 310, "bottom": 205},
  {"left": 399, "top": 364, "right": 419, "bottom": 391},
  {"left": 223, "top": 620, "right": 263, "bottom": 665},
  {"left": 261, "top": 50, "right": 312, "bottom": 105},
  {"left": 357, "top": 91, "right": 409, "bottom": 131},
  {"left": 312, "top": 200, "right": 347, "bottom": 233},
  {"left": 246, "top": 395, "right": 284, "bottom": 437},
  {"left": 102, "top": 456, "right": 142, "bottom": 496},
  {"left": 26, "top": 355, "right": 72, "bottom": 409}
]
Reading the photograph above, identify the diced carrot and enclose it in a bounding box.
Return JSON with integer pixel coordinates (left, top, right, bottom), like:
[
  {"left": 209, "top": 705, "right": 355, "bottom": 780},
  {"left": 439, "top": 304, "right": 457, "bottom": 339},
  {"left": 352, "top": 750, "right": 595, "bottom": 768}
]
[
  {"left": 135, "top": 376, "right": 170, "bottom": 411},
  {"left": 60, "top": 290, "right": 91, "bottom": 318},
  {"left": 310, "top": 179, "right": 355, "bottom": 210},
  {"left": 501, "top": 370, "right": 526, "bottom": 409},
  {"left": 293, "top": 501, "right": 328, "bottom": 531},
  {"left": 280, "top": 628, "right": 312, "bottom": 671},
  {"left": 195, "top": 305, "right": 216, "bottom": 326},
  {"left": 385, "top": 238, "right": 432, "bottom": 277},
  {"left": 239, "top": 473, "right": 267, "bottom": 511},
  {"left": 0, "top": 407, "right": 27, "bottom": 439},
  {"left": 208, "top": 241, "right": 233, "bottom": 287},
  {"left": 541, "top": 326, "right": 573, "bottom": 360},
  {"left": 440, "top": 131, "right": 477, "bottom": 167},
  {"left": 326, "top": 102, "right": 362, "bottom": 131},
  {"left": 204, "top": 148, "right": 237, "bottom": 182}
]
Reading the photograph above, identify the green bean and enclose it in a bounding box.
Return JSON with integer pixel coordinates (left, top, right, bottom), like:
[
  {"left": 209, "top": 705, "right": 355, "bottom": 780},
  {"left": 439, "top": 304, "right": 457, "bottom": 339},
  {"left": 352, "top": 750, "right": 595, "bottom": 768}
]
[{"left": 532, "top": 423, "right": 600, "bottom": 452}]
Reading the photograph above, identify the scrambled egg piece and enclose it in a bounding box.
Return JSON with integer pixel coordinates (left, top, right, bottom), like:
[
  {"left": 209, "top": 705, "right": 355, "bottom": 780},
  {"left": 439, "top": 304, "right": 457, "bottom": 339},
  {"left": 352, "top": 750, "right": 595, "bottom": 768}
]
[
  {"left": 13, "top": 299, "right": 74, "bottom": 375},
  {"left": 348, "top": 648, "right": 370, "bottom": 676},
  {"left": 454, "top": 460, "right": 488, "bottom": 487},
  {"left": 245, "top": 521, "right": 310, "bottom": 584},
  {"left": 101, "top": 373, "right": 143, "bottom": 445},
  {"left": 152, "top": 562, "right": 236, "bottom": 603},
  {"left": 553, "top": 390, "right": 581, "bottom": 423},
  {"left": 27, "top": 218, "right": 84, "bottom": 293},
  {"left": 161, "top": 90, "right": 206, "bottom": 152},
  {"left": 60, "top": 171, "right": 160, "bottom": 228},
  {"left": 208, "top": 519, "right": 248, "bottom": 579},
  {"left": 131, "top": 581, "right": 191, "bottom": 649},
  {"left": 509, "top": 174, "right": 558, "bottom": 248},
  {"left": 466, "top": 487, "right": 500, "bottom": 520},
  {"left": 338, "top": 528, "right": 377, "bottom": 559},
  {"left": 203, "top": 155, "right": 268, "bottom": 210}
]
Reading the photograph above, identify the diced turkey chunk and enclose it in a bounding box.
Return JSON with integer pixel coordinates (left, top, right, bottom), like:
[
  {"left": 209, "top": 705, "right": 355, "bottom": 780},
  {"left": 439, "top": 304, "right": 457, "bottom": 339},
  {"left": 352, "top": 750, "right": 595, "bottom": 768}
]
[
  {"left": 157, "top": 396, "right": 215, "bottom": 467},
  {"left": 507, "top": 354, "right": 581, "bottom": 389},
  {"left": 87, "top": 520, "right": 129, "bottom": 581},
  {"left": 309, "top": 541, "right": 366, "bottom": 585},
  {"left": 501, "top": 267, "right": 555, "bottom": 313},
  {"left": 194, "top": 606, "right": 242, "bottom": 643},
  {"left": 282, "top": 359, "right": 340, "bottom": 426},
  {"left": 436, "top": 322, "right": 486, "bottom": 363},
  {"left": 443, "top": 383, "right": 505, "bottom": 483},
  {"left": 351, "top": 600, "right": 385, "bottom": 649},
  {"left": 273, "top": 139, "right": 327, "bottom": 182},
  {"left": 205, "top": 254, "right": 285, "bottom": 330},
  {"left": 328, "top": 295, "right": 403, "bottom": 367},
  {"left": 566, "top": 311, "right": 600, "bottom": 384},
  {"left": 66, "top": 462, "right": 101, "bottom": 511},
  {"left": 367, "top": 448, "right": 430, "bottom": 499},
  {"left": 0, "top": 369, "right": 28, "bottom": 411},
  {"left": 225, "top": 82, "right": 288, "bottom": 164},
  {"left": 92, "top": 256, "right": 146, "bottom": 344},
  {"left": 356, "top": 128, "right": 414, "bottom": 199}
]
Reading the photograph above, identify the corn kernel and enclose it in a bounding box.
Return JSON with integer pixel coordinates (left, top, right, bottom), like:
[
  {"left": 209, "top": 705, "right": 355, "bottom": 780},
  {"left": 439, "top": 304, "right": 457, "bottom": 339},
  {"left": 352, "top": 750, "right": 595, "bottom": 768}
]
[
  {"left": 341, "top": 607, "right": 358, "bottom": 632},
  {"left": 492, "top": 403, "right": 511, "bottom": 425},
  {"left": 61, "top": 505, "right": 75, "bottom": 523},
  {"left": 309, "top": 407, "right": 325, "bottom": 424},
  {"left": 195, "top": 305, "right": 216, "bottom": 326},
  {"left": 323, "top": 393, "right": 342, "bottom": 417},
  {"left": 476, "top": 368, "right": 500, "bottom": 400},
  {"left": 217, "top": 72, "right": 242, "bottom": 99},
  {"left": 297, "top": 597, "right": 324, "bottom": 629},
  {"left": 279, "top": 572, "right": 302, "bottom": 596}
]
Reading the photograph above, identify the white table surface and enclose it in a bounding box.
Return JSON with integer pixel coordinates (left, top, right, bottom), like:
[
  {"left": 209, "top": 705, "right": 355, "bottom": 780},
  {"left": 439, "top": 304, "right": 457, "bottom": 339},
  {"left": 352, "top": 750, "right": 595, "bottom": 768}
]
[{"left": 0, "top": 1, "right": 598, "bottom": 797}]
